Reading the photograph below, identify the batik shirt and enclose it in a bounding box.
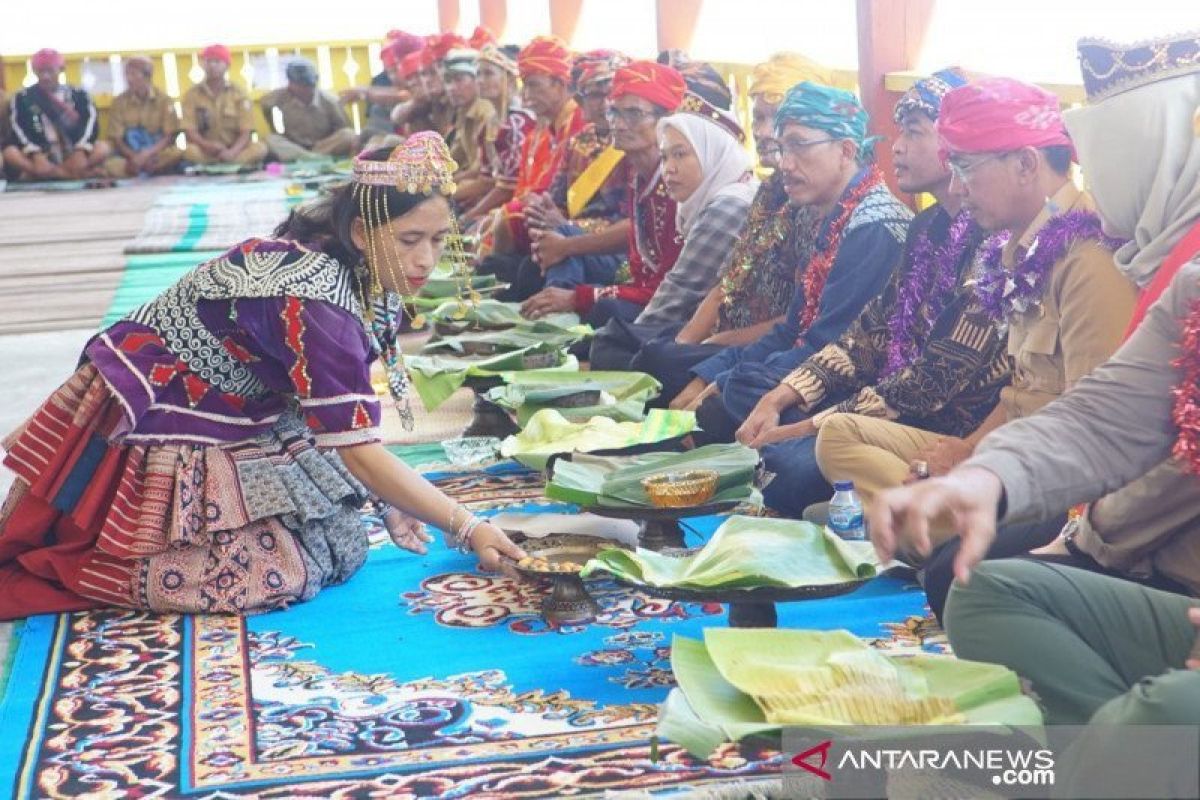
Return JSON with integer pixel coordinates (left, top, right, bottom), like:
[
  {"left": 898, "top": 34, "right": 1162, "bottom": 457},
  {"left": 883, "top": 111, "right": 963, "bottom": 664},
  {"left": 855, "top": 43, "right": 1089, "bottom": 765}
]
[
  {"left": 84, "top": 239, "right": 383, "bottom": 448},
  {"left": 716, "top": 174, "right": 819, "bottom": 333},
  {"left": 573, "top": 163, "right": 684, "bottom": 314},
  {"left": 547, "top": 123, "right": 626, "bottom": 229},
  {"left": 781, "top": 204, "right": 1010, "bottom": 437},
  {"left": 479, "top": 106, "right": 535, "bottom": 190},
  {"left": 691, "top": 167, "right": 912, "bottom": 383}
]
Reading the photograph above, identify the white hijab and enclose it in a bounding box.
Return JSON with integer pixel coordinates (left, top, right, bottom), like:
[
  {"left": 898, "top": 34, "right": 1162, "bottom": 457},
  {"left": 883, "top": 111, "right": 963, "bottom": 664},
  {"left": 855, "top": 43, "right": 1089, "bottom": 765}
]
[
  {"left": 657, "top": 112, "right": 759, "bottom": 236},
  {"left": 1065, "top": 72, "right": 1200, "bottom": 288}
]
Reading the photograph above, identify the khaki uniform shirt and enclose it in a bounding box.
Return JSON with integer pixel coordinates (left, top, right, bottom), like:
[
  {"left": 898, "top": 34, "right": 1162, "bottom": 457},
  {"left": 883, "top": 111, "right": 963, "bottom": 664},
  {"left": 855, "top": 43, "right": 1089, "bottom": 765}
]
[
  {"left": 967, "top": 261, "right": 1200, "bottom": 595},
  {"left": 108, "top": 87, "right": 179, "bottom": 144},
  {"left": 181, "top": 81, "right": 254, "bottom": 148},
  {"left": 260, "top": 87, "right": 351, "bottom": 149},
  {"left": 449, "top": 97, "right": 495, "bottom": 175},
  {"left": 999, "top": 183, "right": 1136, "bottom": 420}
]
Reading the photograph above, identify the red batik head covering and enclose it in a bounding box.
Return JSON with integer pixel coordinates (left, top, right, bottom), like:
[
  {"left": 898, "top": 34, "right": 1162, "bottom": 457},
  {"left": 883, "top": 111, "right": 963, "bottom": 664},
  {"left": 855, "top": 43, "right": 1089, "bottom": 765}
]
[
  {"left": 400, "top": 50, "right": 425, "bottom": 78},
  {"left": 426, "top": 33, "right": 467, "bottom": 62},
  {"left": 937, "top": 77, "right": 1075, "bottom": 158},
  {"left": 469, "top": 25, "right": 496, "bottom": 50},
  {"left": 31, "top": 48, "right": 65, "bottom": 71},
  {"left": 200, "top": 44, "right": 232, "bottom": 65},
  {"left": 609, "top": 60, "right": 686, "bottom": 112},
  {"left": 385, "top": 30, "right": 425, "bottom": 63},
  {"left": 417, "top": 47, "right": 438, "bottom": 71},
  {"left": 571, "top": 49, "right": 627, "bottom": 93},
  {"left": 518, "top": 36, "right": 572, "bottom": 81}
]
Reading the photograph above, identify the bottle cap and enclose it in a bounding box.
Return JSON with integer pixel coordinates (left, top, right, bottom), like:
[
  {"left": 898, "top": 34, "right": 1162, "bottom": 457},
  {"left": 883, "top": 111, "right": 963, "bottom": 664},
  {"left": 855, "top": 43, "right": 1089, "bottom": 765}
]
[{"left": 833, "top": 480, "right": 854, "bottom": 492}]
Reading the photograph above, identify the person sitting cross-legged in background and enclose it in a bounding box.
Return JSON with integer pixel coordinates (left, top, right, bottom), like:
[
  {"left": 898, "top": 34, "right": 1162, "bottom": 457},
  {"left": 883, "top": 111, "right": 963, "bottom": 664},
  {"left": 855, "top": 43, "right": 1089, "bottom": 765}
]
[
  {"left": 181, "top": 44, "right": 268, "bottom": 168},
  {"left": 261, "top": 58, "right": 357, "bottom": 163},
  {"left": 731, "top": 68, "right": 1009, "bottom": 519},
  {"left": 629, "top": 52, "right": 832, "bottom": 402},
  {"left": 104, "top": 56, "right": 183, "bottom": 178},
  {"left": 676, "top": 82, "right": 913, "bottom": 446},
  {"left": 814, "top": 78, "right": 1136, "bottom": 553},
  {"left": 2, "top": 48, "right": 111, "bottom": 181}
]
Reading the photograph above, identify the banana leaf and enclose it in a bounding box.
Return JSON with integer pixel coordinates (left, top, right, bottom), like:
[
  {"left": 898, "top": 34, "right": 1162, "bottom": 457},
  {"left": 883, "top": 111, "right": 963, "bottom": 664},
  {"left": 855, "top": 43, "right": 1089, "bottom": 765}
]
[
  {"left": 581, "top": 517, "right": 874, "bottom": 587},
  {"left": 486, "top": 370, "right": 662, "bottom": 425},
  {"left": 499, "top": 408, "right": 697, "bottom": 470},
  {"left": 418, "top": 270, "right": 497, "bottom": 299},
  {"left": 405, "top": 347, "right": 577, "bottom": 410},
  {"left": 427, "top": 299, "right": 581, "bottom": 333},
  {"left": 422, "top": 325, "right": 587, "bottom": 356},
  {"left": 659, "top": 630, "right": 1044, "bottom": 759},
  {"left": 547, "top": 443, "right": 758, "bottom": 508}
]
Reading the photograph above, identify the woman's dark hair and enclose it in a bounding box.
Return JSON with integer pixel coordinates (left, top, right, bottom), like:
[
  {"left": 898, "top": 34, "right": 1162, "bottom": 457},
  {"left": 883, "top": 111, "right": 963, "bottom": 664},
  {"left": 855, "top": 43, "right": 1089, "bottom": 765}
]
[{"left": 273, "top": 146, "right": 437, "bottom": 265}]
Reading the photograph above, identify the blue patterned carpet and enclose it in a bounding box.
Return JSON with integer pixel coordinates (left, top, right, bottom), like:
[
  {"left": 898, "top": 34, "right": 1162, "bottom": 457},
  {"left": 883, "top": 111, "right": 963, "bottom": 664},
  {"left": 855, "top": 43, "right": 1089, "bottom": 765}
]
[{"left": 0, "top": 462, "right": 942, "bottom": 798}]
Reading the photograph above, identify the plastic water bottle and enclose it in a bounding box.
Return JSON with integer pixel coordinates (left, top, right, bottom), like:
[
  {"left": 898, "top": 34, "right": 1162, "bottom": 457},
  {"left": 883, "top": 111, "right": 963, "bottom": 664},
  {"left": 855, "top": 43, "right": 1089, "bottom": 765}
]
[{"left": 827, "top": 481, "right": 867, "bottom": 541}]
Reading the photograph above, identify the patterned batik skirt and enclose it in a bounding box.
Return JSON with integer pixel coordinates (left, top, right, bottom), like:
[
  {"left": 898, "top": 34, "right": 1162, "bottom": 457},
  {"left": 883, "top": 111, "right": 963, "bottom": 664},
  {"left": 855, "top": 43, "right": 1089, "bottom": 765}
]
[{"left": 0, "top": 364, "right": 371, "bottom": 619}]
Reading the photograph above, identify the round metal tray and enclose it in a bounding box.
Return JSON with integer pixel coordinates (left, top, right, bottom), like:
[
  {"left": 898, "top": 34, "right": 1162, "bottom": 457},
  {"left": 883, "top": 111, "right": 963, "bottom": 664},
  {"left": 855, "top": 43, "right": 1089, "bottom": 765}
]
[
  {"left": 610, "top": 575, "right": 867, "bottom": 604},
  {"left": 581, "top": 499, "right": 740, "bottom": 521},
  {"left": 511, "top": 534, "right": 620, "bottom": 579}
]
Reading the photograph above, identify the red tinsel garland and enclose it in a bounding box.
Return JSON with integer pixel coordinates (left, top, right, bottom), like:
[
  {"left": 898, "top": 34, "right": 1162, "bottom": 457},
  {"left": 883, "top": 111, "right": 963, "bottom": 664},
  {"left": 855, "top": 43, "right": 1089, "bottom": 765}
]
[{"left": 797, "top": 166, "right": 886, "bottom": 336}]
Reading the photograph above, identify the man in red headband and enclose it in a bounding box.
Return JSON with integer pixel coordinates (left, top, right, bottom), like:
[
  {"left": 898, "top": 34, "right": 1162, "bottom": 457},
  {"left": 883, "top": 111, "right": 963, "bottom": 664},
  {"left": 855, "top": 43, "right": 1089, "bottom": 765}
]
[
  {"left": 415, "top": 37, "right": 458, "bottom": 138},
  {"left": 180, "top": 45, "right": 267, "bottom": 168},
  {"left": 477, "top": 37, "right": 584, "bottom": 257},
  {"left": 816, "top": 76, "right": 1136, "bottom": 549},
  {"left": 3, "top": 48, "right": 111, "bottom": 181},
  {"left": 521, "top": 60, "right": 686, "bottom": 328},
  {"left": 491, "top": 50, "right": 630, "bottom": 298},
  {"left": 340, "top": 34, "right": 419, "bottom": 147}
]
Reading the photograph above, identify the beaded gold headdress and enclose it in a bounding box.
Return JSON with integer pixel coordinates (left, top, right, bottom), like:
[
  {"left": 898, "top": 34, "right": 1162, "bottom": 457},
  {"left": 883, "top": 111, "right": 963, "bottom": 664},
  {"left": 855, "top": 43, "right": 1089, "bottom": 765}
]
[{"left": 350, "top": 131, "right": 478, "bottom": 430}]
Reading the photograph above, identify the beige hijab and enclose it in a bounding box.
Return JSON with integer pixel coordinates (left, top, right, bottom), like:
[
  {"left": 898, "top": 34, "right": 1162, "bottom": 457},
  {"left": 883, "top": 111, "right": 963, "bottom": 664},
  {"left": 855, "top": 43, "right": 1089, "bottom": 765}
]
[{"left": 1065, "top": 72, "right": 1200, "bottom": 288}]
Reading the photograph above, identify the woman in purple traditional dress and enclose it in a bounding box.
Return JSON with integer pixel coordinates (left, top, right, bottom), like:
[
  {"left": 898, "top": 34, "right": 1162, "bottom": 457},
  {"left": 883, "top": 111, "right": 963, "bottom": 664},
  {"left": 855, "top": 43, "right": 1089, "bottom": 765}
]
[{"left": 0, "top": 133, "right": 525, "bottom": 619}]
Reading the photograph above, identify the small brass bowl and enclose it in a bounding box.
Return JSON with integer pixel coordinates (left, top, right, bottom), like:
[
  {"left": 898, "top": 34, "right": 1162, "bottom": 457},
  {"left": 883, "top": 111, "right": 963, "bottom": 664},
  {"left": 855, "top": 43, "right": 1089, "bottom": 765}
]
[{"left": 641, "top": 470, "right": 719, "bottom": 508}]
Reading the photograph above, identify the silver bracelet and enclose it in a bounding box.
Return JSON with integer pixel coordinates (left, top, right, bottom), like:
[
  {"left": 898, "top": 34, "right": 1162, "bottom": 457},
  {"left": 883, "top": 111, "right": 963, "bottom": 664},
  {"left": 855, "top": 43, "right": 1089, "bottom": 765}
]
[{"left": 454, "top": 515, "right": 485, "bottom": 554}]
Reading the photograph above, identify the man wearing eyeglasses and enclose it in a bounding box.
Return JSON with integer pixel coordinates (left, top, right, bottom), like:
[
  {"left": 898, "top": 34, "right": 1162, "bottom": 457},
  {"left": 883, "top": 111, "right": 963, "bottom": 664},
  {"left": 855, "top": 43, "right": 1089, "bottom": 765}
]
[
  {"left": 675, "top": 82, "right": 911, "bottom": 442},
  {"left": 521, "top": 60, "right": 687, "bottom": 328},
  {"left": 815, "top": 78, "right": 1136, "bottom": 577},
  {"left": 721, "top": 68, "right": 1020, "bottom": 520},
  {"left": 490, "top": 50, "right": 631, "bottom": 300}
]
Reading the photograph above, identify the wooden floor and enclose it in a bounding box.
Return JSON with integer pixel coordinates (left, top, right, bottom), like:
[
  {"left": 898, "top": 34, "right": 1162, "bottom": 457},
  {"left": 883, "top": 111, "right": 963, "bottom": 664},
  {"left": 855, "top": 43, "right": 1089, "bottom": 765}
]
[{"left": 0, "top": 179, "right": 176, "bottom": 336}]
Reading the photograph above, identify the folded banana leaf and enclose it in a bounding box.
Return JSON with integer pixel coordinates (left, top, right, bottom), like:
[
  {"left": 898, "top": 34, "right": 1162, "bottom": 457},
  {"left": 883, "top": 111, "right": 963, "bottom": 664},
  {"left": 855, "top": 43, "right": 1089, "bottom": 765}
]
[
  {"left": 659, "top": 629, "right": 1044, "bottom": 759},
  {"left": 547, "top": 443, "right": 758, "bottom": 508},
  {"left": 418, "top": 269, "right": 497, "bottom": 299},
  {"left": 582, "top": 516, "right": 873, "bottom": 588},
  {"left": 486, "top": 370, "right": 662, "bottom": 425},
  {"left": 427, "top": 299, "right": 580, "bottom": 333},
  {"left": 499, "top": 408, "right": 697, "bottom": 470},
  {"left": 422, "top": 325, "right": 587, "bottom": 356},
  {"left": 405, "top": 346, "right": 577, "bottom": 410}
]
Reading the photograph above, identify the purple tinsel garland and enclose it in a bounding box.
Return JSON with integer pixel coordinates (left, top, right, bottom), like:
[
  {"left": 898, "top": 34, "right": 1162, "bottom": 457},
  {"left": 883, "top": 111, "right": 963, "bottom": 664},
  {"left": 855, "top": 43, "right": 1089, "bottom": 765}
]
[
  {"left": 974, "top": 210, "right": 1126, "bottom": 323},
  {"left": 882, "top": 210, "right": 978, "bottom": 379}
]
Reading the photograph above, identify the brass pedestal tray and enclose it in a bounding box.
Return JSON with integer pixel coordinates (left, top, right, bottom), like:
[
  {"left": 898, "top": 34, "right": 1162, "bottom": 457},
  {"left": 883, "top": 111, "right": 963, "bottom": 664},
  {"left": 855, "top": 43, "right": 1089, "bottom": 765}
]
[
  {"left": 506, "top": 534, "right": 631, "bottom": 626},
  {"left": 458, "top": 350, "right": 568, "bottom": 438},
  {"left": 580, "top": 501, "right": 740, "bottom": 551},
  {"left": 607, "top": 573, "right": 867, "bottom": 628},
  {"left": 461, "top": 375, "right": 520, "bottom": 438}
]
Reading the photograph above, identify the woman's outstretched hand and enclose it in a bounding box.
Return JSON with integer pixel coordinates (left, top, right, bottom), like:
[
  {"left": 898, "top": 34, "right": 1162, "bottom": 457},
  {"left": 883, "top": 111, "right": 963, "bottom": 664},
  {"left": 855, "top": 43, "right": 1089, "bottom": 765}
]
[
  {"left": 469, "top": 522, "right": 527, "bottom": 577},
  {"left": 384, "top": 508, "right": 435, "bottom": 554}
]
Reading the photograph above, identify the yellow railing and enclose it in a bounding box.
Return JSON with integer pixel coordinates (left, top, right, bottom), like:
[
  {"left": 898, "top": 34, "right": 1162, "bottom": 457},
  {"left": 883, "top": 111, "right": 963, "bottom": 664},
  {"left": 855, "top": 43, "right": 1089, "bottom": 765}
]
[
  {"left": 3, "top": 44, "right": 1086, "bottom": 146},
  {"left": 3, "top": 41, "right": 389, "bottom": 141}
]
